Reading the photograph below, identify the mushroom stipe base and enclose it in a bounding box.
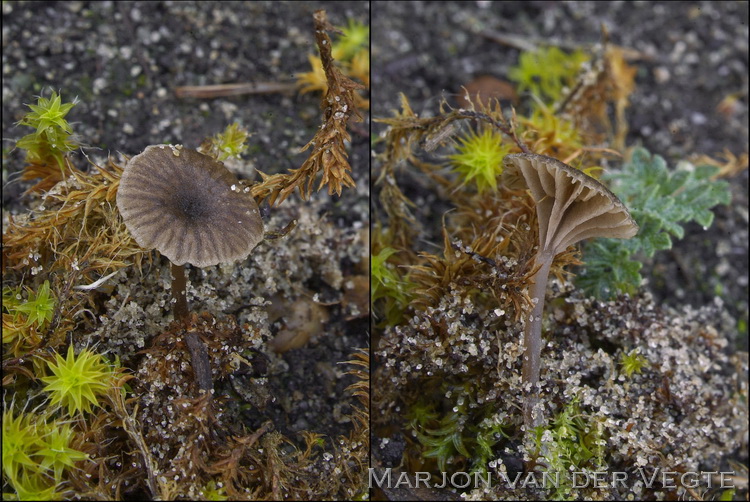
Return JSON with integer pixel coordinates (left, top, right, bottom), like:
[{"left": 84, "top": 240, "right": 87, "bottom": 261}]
[{"left": 521, "top": 251, "right": 554, "bottom": 429}]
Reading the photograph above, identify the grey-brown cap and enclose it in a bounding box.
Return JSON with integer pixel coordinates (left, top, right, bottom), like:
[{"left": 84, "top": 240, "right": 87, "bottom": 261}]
[
  {"left": 503, "top": 153, "right": 638, "bottom": 255},
  {"left": 117, "top": 144, "right": 263, "bottom": 267}
]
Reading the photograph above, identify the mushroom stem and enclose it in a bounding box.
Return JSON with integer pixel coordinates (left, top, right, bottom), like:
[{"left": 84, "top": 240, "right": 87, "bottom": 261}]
[
  {"left": 170, "top": 267, "right": 213, "bottom": 394},
  {"left": 171, "top": 263, "right": 189, "bottom": 321},
  {"left": 503, "top": 153, "right": 640, "bottom": 432},
  {"left": 522, "top": 251, "right": 554, "bottom": 429}
]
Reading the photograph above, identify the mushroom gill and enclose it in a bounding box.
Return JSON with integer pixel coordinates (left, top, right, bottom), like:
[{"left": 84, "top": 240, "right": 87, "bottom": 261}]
[{"left": 503, "top": 153, "right": 638, "bottom": 429}]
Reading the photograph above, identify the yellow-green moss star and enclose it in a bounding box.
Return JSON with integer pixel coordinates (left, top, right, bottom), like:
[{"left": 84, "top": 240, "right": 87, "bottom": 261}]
[
  {"left": 449, "top": 127, "right": 512, "bottom": 193},
  {"left": 41, "top": 345, "right": 115, "bottom": 416}
]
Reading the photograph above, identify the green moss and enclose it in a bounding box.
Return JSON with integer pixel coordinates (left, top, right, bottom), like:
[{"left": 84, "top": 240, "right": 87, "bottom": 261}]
[
  {"left": 15, "top": 90, "right": 78, "bottom": 169},
  {"left": 3, "top": 281, "right": 56, "bottom": 351},
  {"left": 15, "top": 281, "right": 55, "bottom": 329},
  {"left": 35, "top": 421, "right": 88, "bottom": 483},
  {"left": 2, "top": 409, "right": 41, "bottom": 486},
  {"left": 620, "top": 349, "right": 648, "bottom": 378},
  {"left": 372, "top": 247, "right": 413, "bottom": 324},
  {"left": 41, "top": 345, "right": 119, "bottom": 416},
  {"left": 333, "top": 18, "right": 369, "bottom": 62},
  {"left": 209, "top": 122, "right": 250, "bottom": 161},
  {"left": 448, "top": 126, "right": 513, "bottom": 193},
  {"left": 18, "top": 91, "right": 75, "bottom": 135},
  {"left": 719, "top": 488, "right": 736, "bottom": 501},
  {"left": 508, "top": 46, "right": 589, "bottom": 103},
  {"left": 2, "top": 409, "right": 87, "bottom": 500},
  {"left": 532, "top": 399, "right": 606, "bottom": 500},
  {"left": 407, "top": 383, "right": 511, "bottom": 476},
  {"left": 521, "top": 103, "right": 583, "bottom": 155},
  {"left": 200, "top": 480, "right": 229, "bottom": 501},
  {"left": 409, "top": 391, "right": 470, "bottom": 473},
  {"left": 7, "top": 470, "right": 62, "bottom": 501}
]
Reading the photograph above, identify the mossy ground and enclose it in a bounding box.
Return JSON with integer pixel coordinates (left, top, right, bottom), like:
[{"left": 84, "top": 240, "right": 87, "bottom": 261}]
[
  {"left": 371, "top": 2, "right": 747, "bottom": 500},
  {"left": 3, "top": 2, "right": 369, "bottom": 499}
]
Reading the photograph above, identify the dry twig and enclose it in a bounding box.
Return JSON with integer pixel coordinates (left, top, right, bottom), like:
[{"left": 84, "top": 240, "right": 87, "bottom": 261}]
[{"left": 252, "top": 10, "right": 364, "bottom": 205}]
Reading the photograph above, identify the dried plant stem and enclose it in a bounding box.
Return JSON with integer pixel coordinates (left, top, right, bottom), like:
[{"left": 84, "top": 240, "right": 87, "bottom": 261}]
[
  {"left": 170, "top": 264, "right": 213, "bottom": 393},
  {"left": 252, "top": 9, "right": 363, "bottom": 205},
  {"left": 185, "top": 331, "right": 213, "bottom": 393},
  {"left": 108, "top": 391, "right": 159, "bottom": 499},
  {"left": 175, "top": 81, "right": 297, "bottom": 98},
  {"left": 522, "top": 252, "right": 554, "bottom": 429},
  {"left": 171, "top": 263, "right": 189, "bottom": 321},
  {"left": 454, "top": 109, "right": 531, "bottom": 153}
]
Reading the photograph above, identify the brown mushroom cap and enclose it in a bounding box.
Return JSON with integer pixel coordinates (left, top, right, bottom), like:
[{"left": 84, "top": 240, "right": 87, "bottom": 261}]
[
  {"left": 503, "top": 153, "right": 638, "bottom": 254},
  {"left": 117, "top": 144, "right": 263, "bottom": 267}
]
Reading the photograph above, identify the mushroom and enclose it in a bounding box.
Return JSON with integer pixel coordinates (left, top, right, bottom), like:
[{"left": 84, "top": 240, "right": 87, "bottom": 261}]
[
  {"left": 117, "top": 144, "right": 264, "bottom": 391},
  {"left": 502, "top": 153, "right": 638, "bottom": 429}
]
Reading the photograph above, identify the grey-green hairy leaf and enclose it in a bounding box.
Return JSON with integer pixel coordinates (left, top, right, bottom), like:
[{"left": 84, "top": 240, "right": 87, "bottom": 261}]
[{"left": 577, "top": 147, "right": 731, "bottom": 299}]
